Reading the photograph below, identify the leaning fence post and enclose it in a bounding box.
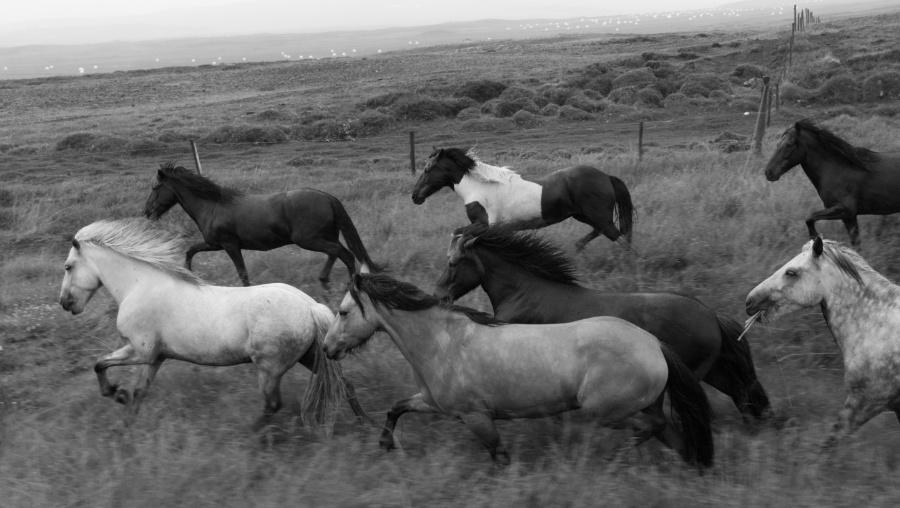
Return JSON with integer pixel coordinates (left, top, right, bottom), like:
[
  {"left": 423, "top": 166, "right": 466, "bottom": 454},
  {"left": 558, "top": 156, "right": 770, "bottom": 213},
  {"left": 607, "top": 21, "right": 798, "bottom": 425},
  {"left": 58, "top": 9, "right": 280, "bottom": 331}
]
[
  {"left": 775, "top": 83, "right": 780, "bottom": 112},
  {"left": 409, "top": 130, "right": 416, "bottom": 176},
  {"left": 766, "top": 86, "right": 773, "bottom": 127},
  {"left": 637, "top": 121, "right": 644, "bottom": 161},
  {"left": 189, "top": 140, "right": 203, "bottom": 175},
  {"left": 789, "top": 22, "right": 795, "bottom": 67},
  {"left": 753, "top": 76, "right": 771, "bottom": 155}
]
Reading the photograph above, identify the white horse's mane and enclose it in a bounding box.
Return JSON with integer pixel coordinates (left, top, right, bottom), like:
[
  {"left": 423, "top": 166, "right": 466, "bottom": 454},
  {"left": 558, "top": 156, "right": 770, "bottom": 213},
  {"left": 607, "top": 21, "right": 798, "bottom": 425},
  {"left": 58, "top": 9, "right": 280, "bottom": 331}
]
[
  {"left": 465, "top": 150, "right": 519, "bottom": 184},
  {"left": 75, "top": 218, "right": 207, "bottom": 285}
]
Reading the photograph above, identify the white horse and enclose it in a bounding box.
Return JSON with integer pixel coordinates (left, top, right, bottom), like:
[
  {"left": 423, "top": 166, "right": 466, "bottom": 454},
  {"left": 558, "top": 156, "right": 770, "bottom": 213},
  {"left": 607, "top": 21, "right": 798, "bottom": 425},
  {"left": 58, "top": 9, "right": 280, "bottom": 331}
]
[
  {"left": 746, "top": 236, "right": 900, "bottom": 444},
  {"left": 58, "top": 218, "right": 370, "bottom": 427}
]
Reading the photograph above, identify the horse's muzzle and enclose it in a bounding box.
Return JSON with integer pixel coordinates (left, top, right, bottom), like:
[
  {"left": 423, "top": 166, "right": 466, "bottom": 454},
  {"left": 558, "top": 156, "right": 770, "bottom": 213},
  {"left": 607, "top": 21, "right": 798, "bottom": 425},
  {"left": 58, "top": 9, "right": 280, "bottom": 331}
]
[
  {"left": 411, "top": 192, "right": 424, "bottom": 205},
  {"left": 745, "top": 295, "right": 772, "bottom": 316}
]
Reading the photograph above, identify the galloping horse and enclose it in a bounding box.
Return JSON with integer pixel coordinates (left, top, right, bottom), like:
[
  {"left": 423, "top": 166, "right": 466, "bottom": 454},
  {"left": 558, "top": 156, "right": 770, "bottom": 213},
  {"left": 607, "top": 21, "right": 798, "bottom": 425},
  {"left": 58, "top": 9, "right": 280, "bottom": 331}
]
[
  {"left": 324, "top": 273, "right": 714, "bottom": 466},
  {"left": 764, "top": 119, "right": 900, "bottom": 245},
  {"left": 433, "top": 223, "right": 771, "bottom": 423},
  {"left": 58, "top": 218, "right": 371, "bottom": 427},
  {"left": 746, "top": 237, "right": 900, "bottom": 445},
  {"left": 145, "top": 162, "right": 383, "bottom": 286},
  {"left": 411, "top": 147, "right": 634, "bottom": 249}
]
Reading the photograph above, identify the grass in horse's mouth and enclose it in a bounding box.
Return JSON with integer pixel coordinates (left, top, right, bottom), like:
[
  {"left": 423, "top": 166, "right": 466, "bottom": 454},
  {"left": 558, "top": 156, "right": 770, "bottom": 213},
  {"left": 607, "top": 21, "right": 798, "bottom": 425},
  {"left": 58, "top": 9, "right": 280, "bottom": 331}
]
[{"left": 737, "top": 311, "right": 764, "bottom": 342}]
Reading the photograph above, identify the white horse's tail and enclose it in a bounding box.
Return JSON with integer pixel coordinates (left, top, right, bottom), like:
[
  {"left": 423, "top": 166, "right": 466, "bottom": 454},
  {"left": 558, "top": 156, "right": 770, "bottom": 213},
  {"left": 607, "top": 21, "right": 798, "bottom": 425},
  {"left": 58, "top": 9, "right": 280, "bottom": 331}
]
[{"left": 300, "top": 304, "right": 346, "bottom": 432}]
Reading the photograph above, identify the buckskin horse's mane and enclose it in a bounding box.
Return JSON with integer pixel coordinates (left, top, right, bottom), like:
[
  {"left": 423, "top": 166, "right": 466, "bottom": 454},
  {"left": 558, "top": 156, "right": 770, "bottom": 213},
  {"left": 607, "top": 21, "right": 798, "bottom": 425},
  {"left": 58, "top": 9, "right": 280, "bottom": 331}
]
[
  {"left": 158, "top": 161, "right": 245, "bottom": 203},
  {"left": 795, "top": 119, "right": 880, "bottom": 170}
]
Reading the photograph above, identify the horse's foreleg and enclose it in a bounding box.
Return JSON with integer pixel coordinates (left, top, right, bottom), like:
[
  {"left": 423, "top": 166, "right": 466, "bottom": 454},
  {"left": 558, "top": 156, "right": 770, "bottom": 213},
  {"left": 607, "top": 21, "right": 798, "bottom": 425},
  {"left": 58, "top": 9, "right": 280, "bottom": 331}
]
[
  {"left": 380, "top": 393, "right": 438, "bottom": 451},
  {"left": 94, "top": 344, "right": 155, "bottom": 401},
  {"left": 805, "top": 205, "right": 849, "bottom": 240},
  {"left": 823, "top": 393, "right": 884, "bottom": 450},
  {"left": 842, "top": 217, "right": 861, "bottom": 246},
  {"left": 460, "top": 411, "right": 509, "bottom": 465},
  {"left": 602, "top": 396, "right": 669, "bottom": 463},
  {"left": 222, "top": 245, "right": 250, "bottom": 286},
  {"left": 344, "top": 380, "right": 374, "bottom": 425},
  {"left": 185, "top": 241, "right": 221, "bottom": 271},
  {"left": 129, "top": 359, "right": 165, "bottom": 412}
]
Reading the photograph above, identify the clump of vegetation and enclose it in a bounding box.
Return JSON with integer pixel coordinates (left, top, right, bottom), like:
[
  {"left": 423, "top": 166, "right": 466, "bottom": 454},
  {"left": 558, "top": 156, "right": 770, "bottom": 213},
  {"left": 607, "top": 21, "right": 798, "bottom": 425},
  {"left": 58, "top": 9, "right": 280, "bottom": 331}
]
[
  {"left": 455, "top": 79, "right": 507, "bottom": 102},
  {"left": 352, "top": 110, "right": 395, "bottom": 137},
  {"left": 458, "top": 117, "right": 515, "bottom": 132},
  {"left": 678, "top": 73, "right": 732, "bottom": 98},
  {"left": 815, "top": 75, "right": 859, "bottom": 104},
  {"left": 540, "top": 104, "right": 560, "bottom": 116},
  {"left": 541, "top": 86, "right": 576, "bottom": 106},
  {"left": 846, "top": 49, "right": 900, "bottom": 70},
  {"left": 293, "top": 120, "right": 356, "bottom": 142},
  {"left": 126, "top": 139, "right": 169, "bottom": 156},
  {"left": 55, "top": 132, "right": 128, "bottom": 152},
  {"left": 712, "top": 131, "right": 750, "bottom": 153},
  {"left": 157, "top": 129, "right": 202, "bottom": 143},
  {"left": 286, "top": 156, "right": 316, "bottom": 167},
  {"left": 205, "top": 125, "right": 288, "bottom": 144},
  {"left": 512, "top": 110, "right": 544, "bottom": 129},
  {"left": 362, "top": 91, "right": 409, "bottom": 110},
  {"left": 485, "top": 97, "right": 540, "bottom": 118},
  {"left": 456, "top": 107, "right": 481, "bottom": 121},
  {"left": 583, "top": 76, "right": 614, "bottom": 96},
  {"left": 557, "top": 105, "right": 595, "bottom": 121},
  {"left": 564, "top": 94, "right": 600, "bottom": 112},
  {"left": 253, "top": 110, "right": 295, "bottom": 122},
  {"left": 390, "top": 95, "right": 459, "bottom": 120},
  {"left": 608, "top": 86, "right": 638, "bottom": 105},
  {"left": 731, "top": 64, "right": 766, "bottom": 80},
  {"left": 0, "top": 187, "right": 14, "bottom": 207},
  {"left": 780, "top": 82, "right": 812, "bottom": 102},
  {"left": 635, "top": 88, "right": 663, "bottom": 108},
  {"left": 663, "top": 92, "right": 688, "bottom": 108},
  {"left": 611, "top": 68, "right": 657, "bottom": 91},
  {"left": 862, "top": 71, "right": 900, "bottom": 102}
]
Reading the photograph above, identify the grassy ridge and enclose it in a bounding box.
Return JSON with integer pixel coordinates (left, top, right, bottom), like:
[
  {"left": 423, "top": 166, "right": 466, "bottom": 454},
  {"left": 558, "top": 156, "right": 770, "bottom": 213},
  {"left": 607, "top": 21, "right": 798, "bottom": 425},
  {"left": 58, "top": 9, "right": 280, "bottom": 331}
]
[{"left": 3, "top": 14, "right": 900, "bottom": 507}]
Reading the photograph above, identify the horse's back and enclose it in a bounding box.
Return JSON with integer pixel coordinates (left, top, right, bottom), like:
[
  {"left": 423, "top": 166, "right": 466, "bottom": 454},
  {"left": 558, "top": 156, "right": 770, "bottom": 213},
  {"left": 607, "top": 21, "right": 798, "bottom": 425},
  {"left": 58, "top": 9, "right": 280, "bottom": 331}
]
[{"left": 536, "top": 165, "right": 617, "bottom": 221}]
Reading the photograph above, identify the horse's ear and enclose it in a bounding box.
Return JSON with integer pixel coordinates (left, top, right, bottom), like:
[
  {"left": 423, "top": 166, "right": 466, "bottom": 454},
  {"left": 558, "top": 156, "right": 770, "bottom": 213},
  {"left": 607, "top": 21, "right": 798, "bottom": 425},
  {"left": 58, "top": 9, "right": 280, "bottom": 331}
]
[
  {"left": 72, "top": 238, "right": 80, "bottom": 250},
  {"left": 812, "top": 236, "right": 824, "bottom": 258},
  {"left": 462, "top": 237, "right": 478, "bottom": 251},
  {"left": 157, "top": 169, "right": 166, "bottom": 179}
]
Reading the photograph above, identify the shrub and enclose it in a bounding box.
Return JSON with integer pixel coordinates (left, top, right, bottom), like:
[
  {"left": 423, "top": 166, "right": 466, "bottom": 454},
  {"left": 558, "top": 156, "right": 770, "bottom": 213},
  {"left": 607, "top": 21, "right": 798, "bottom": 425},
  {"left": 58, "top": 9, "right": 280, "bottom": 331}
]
[
  {"left": 458, "top": 117, "right": 515, "bottom": 132},
  {"left": 253, "top": 110, "right": 295, "bottom": 122},
  {"left": 731, "top": 64, "right": 766, "bottom": 79},
  {"left": 708, "top": 90, "right": 730, "bottom": 101},
  {"left": 491, "top": 98, "right": 540, "bottom": 118},
  {"left": 611, "top": 68, "right": 657, "bottom": 90},
  {"left": 780, "top": 82, "right": 812, "bottom": 102},
  {"left": 390, "top": 95, "right": 455, "bottom": 120},
  {"left": 363, "top": 92, "right": 408, "bottom": 109},
  {"left": 564, "top": 94, "right": 600, "bottom": 112},
  {"left": 450, "top": 97, "right": 478, "bottom": 111},
  {"left": 352, "top": 110, "right": 395, "bottom": 137},
  {"left": 455, "top": 79, "right": 507, "bottom": 102},
  {"left": 635, "top": 88, "right": 663, "bottom": 108},
  {"left": 815, "top": 75, "right": 859, "bottom": 104},
  {"left": 540, "top": 104, "right": 560, "bottom": 116},
  {"left": 608, "top": 86, "right": 638, "bottom": 105},
  {"left": 205, "top": 125, "right": 288, "bottom": 144},
  {"left": 55, "top": 133, "right": 128, "bottom": 152},
  {"left": 499, "top": 86, "right": 538, "bottom": 102},
  {"left": 294, "top": 120, "right": 356, "bottom": 142},
  {"left": 158, "top": 129, "right": 202, "bottom": 143},
  {"left": 456, "top": 107, "right": 481, "bottom": 121},
  {"left": 583, "top": 89, "right": 604, "bottom": 100},
  {"left": 583, "top": 76, "right": 613, "bottom": 96},
  {"left": 862, "top": 71, "right": 900, "bottom": 102},
  {"left": 557, "top": 105, "right": 595, "bottom": 121},
  {"left": 663, "top": 92, "right": 688, "bottom": 108},
  {"left": 512, "top": 110, "right": 544, "bottom": 129},
  {"left": 644, "top": 60, "right": 660, "bottom": 70},
  {"left": 541, "top": 87, "right": 576, "bottom": 106}
]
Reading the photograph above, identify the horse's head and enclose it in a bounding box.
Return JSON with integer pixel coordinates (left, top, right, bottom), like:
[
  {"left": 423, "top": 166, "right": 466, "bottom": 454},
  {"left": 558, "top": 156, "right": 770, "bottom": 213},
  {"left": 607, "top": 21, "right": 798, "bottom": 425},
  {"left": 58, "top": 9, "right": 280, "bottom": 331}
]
[
  {"left": 323, "top": 275, "right": 380, "bottom": 360},
  {"left": 433, "top": 230, "right": 483, "bottom": 302},
  {"left": 411, "top": 147, "right": 471, "bottom": 204},
  {"left": 144, "top": 170, "right": 179, "bottom": 220},
  {"left": 59, "top": 239, "right": 102, "bottom": 315},
  {"left": 746, "top": 236, "right": 834, "bottom": 320},
  {"left": 764, "top": 123, "right": 806, "bottom": 181}
]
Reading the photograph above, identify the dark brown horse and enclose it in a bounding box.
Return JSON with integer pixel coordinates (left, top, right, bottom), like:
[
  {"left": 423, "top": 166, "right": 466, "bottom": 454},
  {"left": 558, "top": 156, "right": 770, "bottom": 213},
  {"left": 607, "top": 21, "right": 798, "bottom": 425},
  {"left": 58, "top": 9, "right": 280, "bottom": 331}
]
[
  {"left": 411, "top": 147, "right": 634, "bottom": 250},
  {"left": 433, "top": 223, "right": 772, "bottom": 423},
  {"left": 764, "top": 119, "right": 900, "bottom": 245},
  {"left": 144, "top": 163, "right": 382, "bottom": 286}
]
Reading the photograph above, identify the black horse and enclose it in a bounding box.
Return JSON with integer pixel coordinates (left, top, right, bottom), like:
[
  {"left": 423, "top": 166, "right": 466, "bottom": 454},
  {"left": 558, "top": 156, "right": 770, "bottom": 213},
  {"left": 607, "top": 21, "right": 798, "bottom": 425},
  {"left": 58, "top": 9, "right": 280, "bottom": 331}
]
[
  {"left": 433, "top": 223, "right": 772, "bottom": 423},
  {"left": 765, "top": 119, "right": 900, "bottom": 245},
  {"left": 144, "top": 163, "right": 382, "bottom": 286},
  {"left": 411, "top": 147, "right": 634, "bottom": 250}
]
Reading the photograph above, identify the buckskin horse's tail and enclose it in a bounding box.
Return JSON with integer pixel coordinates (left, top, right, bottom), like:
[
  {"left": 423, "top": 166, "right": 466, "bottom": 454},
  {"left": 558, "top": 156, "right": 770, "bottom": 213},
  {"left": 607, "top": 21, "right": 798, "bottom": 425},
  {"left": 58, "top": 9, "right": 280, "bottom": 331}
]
[
  {"left": 328, "top": 195, "right": 385, "bottom": 273},
  {"left": 300, "top": 304, "right": 348, "bottom": 431},
  {"left": 609, "top": 175, "right": 635, "bottom": 238},
  {"left": 714, "top": 314, "right": 772, "bottom": 421},
  {"left": 661, "top": 343, "right": 714, "bottom": 467}
]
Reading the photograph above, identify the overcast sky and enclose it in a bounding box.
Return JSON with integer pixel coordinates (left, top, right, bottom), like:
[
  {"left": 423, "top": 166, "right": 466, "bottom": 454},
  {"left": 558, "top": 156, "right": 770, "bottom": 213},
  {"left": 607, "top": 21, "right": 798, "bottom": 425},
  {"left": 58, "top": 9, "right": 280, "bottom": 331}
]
[{"left": 7, "top": 0, "right": 732, "bottom": 25}]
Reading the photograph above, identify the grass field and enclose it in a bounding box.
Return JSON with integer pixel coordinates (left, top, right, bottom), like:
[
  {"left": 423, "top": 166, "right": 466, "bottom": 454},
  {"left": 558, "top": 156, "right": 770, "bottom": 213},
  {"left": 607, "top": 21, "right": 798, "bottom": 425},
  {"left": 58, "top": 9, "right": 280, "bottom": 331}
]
[{"left": 3, "top": 11, "right": 900, "bottom": 507}]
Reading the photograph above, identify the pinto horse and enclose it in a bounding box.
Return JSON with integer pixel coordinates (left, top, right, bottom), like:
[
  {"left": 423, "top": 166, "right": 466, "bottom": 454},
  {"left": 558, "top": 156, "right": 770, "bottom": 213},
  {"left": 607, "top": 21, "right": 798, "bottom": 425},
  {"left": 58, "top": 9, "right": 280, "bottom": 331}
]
[
  {"left": 747, "top": 237, "right": 900, "bottom": 446},
  {"left": 411, "top": 147, "right": 634, "bottom": 249},
  {"left": 764, "top": 119, "right": 900, "bottom": 245},
  {"left": 58, "top": 218, "right": 371, "bottom": 427},
  {"left": 433, "top": 223, "right": 771, "bottom": 423},
  {"left": 145, "top": 162, "right": 382, "bottom": 287},
  {"left": 323, "top": 273, "right": 714, "bottom": 466}
]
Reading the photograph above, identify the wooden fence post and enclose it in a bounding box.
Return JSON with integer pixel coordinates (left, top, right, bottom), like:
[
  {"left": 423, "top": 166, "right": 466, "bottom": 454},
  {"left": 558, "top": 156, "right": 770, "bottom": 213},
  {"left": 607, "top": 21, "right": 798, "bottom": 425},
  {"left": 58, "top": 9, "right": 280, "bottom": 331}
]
[
  {"left": 794, "top": 4, "right": 797, "bottom": 33},
  {"left": 766, "top": 86, "right": 773, "bottom": 127},
  {"left": 409, "top": 130, "right": 416, "bottom": 176},
  {"left": 775, "top": 83, "right": 780, "bottom": 112},
  {"left": 637, "top": 121, "right": 644, "bottom": 161},
  {"left": 753, "top": 77, "right": 770, "bottom": 155},
  {"left": 189, "top": 140, "right": 203, "bottom": 175},
  {"left": 789, "top": 23, "right": 794, "bottom": 67}
]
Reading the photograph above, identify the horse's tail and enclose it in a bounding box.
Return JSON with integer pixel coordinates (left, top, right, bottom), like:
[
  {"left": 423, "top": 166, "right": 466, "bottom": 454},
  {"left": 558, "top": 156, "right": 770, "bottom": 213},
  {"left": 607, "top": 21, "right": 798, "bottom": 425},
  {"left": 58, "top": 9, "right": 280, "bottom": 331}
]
[
  {"left": 713, "top": 314, "right": 772, "bottom": 421},
  {"left": 609, "top": 175, "right": 635, "bottom": 238},
  {"left": 327, "top": 194, "right": 385, "bottom": 273},
  {"left": 660, "top": 343, "right": 714, "bottom": 467},
  {"left": 300, "top": 304, "right": 346, "bottom": 431}
]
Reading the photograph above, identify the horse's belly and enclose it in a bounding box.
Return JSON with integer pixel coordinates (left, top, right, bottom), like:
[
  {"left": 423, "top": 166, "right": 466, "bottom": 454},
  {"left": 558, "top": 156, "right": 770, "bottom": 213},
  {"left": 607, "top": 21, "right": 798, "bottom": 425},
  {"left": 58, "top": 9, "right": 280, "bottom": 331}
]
[{"left": 490, "top": 180, "right": 543, "bottom": 223}]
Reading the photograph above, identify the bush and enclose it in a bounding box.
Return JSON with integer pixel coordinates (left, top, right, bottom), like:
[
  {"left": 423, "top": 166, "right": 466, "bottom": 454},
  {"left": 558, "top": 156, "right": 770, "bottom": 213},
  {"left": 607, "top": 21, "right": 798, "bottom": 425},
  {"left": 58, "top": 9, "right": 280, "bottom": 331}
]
[
  {"left": 663, "top": 93, "right": 688, "bottom": 108},
  {"left": 205, "top": 125, "right": 288, "bottom": 144},
  {"left": 126, "top": 139, "right": 168, "bottom": 156},
  {"left": 708, "top": 90, "right": 730, "bottom": 101},
  {"left": 458, "top": 117, "right": 515, "bottom": 132},
  {"left": 611, "top": 68, "right": 657, "bottom": 91},
  {"left": 352, "top": 110, "right": 394, "bottom": 137},
  {"left": 363, "top": 92, "right": 409, "bottom": 109},
  {"left": 731, "top": 64, "right": 766, "bottom": 79},
  {"left": 635, "top": 88, "right": 663, "bottom": 108},
  {"left": 499, "top": 86, "right": 537, "bottom": 102},
  {"left": 540, "top": 104, "right": 560, "bottom": 116},
  {"left": 815, "top": 75, "right": 859, "bottom": 104},
  {"left": 491, "top": 98, "right": 540, "bottom": 118},
  {"left": 294, "top": 120, "right": 356, "bottom": 142},
  {"left": 862, "top": 71, "right": 900, "bottom": 102},
  {"left": 512, "top": 110, "right": 544, "bottom": 129},
  {"left": 450, "top": 97, "right": 479, "bottom": 111},
  {"left": 253, "top": 110, "right": 295, "bottom": 122},
  {"left": 608, "top": 86, "right": 638, "bottom": 105},
  {"left": 565, "top": 94, "right": 600, "bottom": 112},
  {"left": 558, "top": 105, "right": 595, "bottom": 121},
  {"left": 158, "top": 129, "right": 202, "bottom": 143},
  {"left": 583, "top": 76, "right": 613, "bottom": 96},
  {"left": 455, "top": 79, "right": 507, "bottom": 102},
  {"left": 780, "top": 82, "right": 812, "bottom": 102},
  {"left": 541, "top": 87, "right": 576, "bottom": 106},
  {"left": 390, "top": 95, "right": 455, "bottom": 121},
  {"left": 456, "top": 107, "right": 481, "bottom": 121},
  {"left": 55, "top": 132, "right": 128, "bottom": 152},
  {"left": 679, "top": 81, "right": 707, "bottom": 98}
]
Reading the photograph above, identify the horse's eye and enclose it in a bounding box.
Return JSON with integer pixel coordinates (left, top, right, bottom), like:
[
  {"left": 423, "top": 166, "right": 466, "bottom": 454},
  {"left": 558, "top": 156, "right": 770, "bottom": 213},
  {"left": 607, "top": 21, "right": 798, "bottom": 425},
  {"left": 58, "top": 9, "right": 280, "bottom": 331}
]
[
  {"left": 64, "top": 265, "right": 72, "bottom": 272},
  {"left": 785, "top": 269, "right": 799, "bottom": 278},
  {"left": 448, "top": 261, "right": 458, "bottom": 268},
  {"left": 338, "top": 309, "right": 348, "bottom": 317}
]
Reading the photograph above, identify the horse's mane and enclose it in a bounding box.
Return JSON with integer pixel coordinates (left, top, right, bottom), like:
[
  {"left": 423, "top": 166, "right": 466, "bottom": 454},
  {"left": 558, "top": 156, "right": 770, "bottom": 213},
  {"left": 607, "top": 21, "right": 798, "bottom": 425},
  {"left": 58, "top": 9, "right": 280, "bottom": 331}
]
[
  {"left": 455, "top": 223, "right": 580, "bottom": 285},
  {"left": 350, "top": 273, "right": 501, "bottom": 326},
  {"left": 75, "top": 218, "right": 208, "bottom": 286},
  {"left": 157, "top": 161, "right": 245, "bottom": 203},
  {"left": 440, "top": 147, "right": 518, "bottom": 183},
  {"left": 795, "top": 119, "right": 881, "bottom": 170}
]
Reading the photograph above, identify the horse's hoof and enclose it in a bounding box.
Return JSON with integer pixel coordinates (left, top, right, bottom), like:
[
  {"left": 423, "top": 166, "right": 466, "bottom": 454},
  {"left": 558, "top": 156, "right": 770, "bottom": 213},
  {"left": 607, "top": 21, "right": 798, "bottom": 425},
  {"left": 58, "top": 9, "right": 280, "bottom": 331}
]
[
  {"left": 101, "top": 384, "right": 119, "bottom": 398},
  {"left": 493, "top": 451, "right": 511, "bottom": 466},
  {"left": 113, "top": 388, "right": 133, "bottom": 405},
  {"left": 379, "top": 434, "right": 396, "bottom": 451}
]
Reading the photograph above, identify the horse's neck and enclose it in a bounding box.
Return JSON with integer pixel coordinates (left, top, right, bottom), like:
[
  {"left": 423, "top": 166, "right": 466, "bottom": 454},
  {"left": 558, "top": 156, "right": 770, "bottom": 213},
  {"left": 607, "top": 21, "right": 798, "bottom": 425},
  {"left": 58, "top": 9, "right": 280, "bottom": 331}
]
[
  {"left": 479, "top": 252, "right": 580, "bottom": 320},
  {"left": 170, "top": 185, "right": 222, "bottom": 227},
  {"left": 822, "top": 274, "right": 899, "bottom": 357},
  {"left": 87, "top": 246, "right": 170, "bottom": 305},
  {"left": 377, "top": 307, "right": 467, "bottom": 381}
]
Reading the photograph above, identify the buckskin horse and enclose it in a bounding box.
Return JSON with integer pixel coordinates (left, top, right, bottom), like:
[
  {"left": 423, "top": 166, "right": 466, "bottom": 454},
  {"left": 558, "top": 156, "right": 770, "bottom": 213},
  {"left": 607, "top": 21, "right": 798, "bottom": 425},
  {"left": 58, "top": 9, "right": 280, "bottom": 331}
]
[
  {"left": 411, "top": 147, "right": 634, "bottom": 249},
  {"left": 145, "top": 162, "right": 382, "bottom": 286},
  {"left": 764, "top": 119, "right": 900, "bottom": 245}
]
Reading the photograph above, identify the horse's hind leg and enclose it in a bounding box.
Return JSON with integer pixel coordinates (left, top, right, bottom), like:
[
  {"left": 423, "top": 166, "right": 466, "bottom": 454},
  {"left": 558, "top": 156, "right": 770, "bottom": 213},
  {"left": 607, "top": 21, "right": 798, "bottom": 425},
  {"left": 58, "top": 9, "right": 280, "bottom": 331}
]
[
  {"left": 222, "top": 244, "right": 251, "bottom": 286},
  {"left": 296, "top": 237, "right": 355, "bottom": 287},
  {"left": 824, "top": 393, "right": 885, "bottom": 449},
  {"left": 842, "top": 217, "right": 861, "bottom": 246},
  {"left": 600, "top": 396, "right": 670, "bottom": 463},
  {"left": 572, "top": 214, "right": 621, "bottom": 250},
  {"left": 380, "top": 393, "right": 438, "bottom": 451},
  {"left": 185, "top": 241, "right": 222, "bottom": 271},
  {"left": 702, "top": 361, "right": 770, "bottom": 424}
]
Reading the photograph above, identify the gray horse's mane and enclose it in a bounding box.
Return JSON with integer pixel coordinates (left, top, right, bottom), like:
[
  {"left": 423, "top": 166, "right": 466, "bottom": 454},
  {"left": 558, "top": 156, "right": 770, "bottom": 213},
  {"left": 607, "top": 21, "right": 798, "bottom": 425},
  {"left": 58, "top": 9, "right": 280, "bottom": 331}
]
[{"left": 75, "top": 218, "right": 207, "bottom": 285}]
